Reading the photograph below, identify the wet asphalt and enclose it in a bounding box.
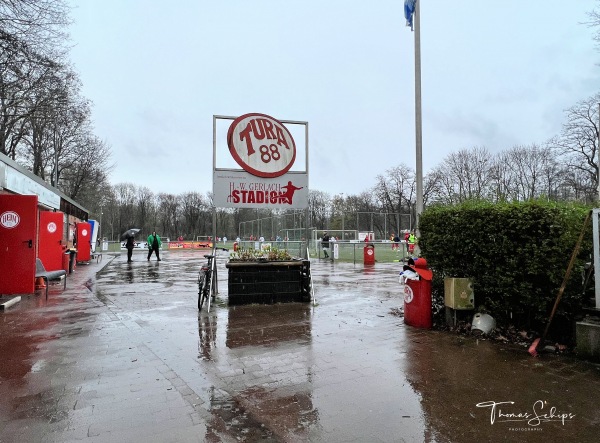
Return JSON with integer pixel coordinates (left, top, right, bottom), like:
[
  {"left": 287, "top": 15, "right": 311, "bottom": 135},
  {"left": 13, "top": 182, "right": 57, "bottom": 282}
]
[{"left": 0, "top": 250, "right": 599, "bottom": 443}]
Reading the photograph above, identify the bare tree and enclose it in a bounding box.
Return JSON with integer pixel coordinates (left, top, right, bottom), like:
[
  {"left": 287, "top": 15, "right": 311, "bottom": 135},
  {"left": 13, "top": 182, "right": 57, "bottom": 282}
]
[
  {"left": 134, "top": 186, "right": 154, "bottom": 233},
  {"left": 307, "top": 190, "right": 330, "bottom": 231},
  {"left": 0, "top": 31, "right": 62, "bottom": 159},
  {"left": 180, "top": 191, "right": 209, "bottom": 238},
  {"left": 59, "top": 135, "right": 112, "bottom": 203},
  {"left": 113, "top": 183, "right": 137, "bottom": 234},
  {"left": 492, "top": 145, "right": 561, "bottom": 201},
  {"left": 373, "top": 163, "right": 415, "bottom": 220},
  {"left": 157, "top": 193, "right": 180, "bottom": 237},
  {"left": 99, "top": 186, "right": 118, "bottom": 241},
  {"left": 549, "top": 93, "right": 600, "bottom": 202},
  {"left": 427, "top": 165, "right": 459, "bottom": 205},
  {"left": 588, "top": 0, "right": 600, "bottom": 52},
  {"left": 0, "top": 0, "right": 71, "bottom": 56},
  {"left": 0, "top": 0, "right": 71, "bottom": 159},
  {"left": 456, "top": 147, "right": 490, "bottom": 200}
]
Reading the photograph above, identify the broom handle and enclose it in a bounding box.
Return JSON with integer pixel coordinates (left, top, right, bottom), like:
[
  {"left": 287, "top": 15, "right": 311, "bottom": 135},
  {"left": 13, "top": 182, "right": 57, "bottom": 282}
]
[{"left": 540, "top": 210, "right": 592, "bottom": 345}]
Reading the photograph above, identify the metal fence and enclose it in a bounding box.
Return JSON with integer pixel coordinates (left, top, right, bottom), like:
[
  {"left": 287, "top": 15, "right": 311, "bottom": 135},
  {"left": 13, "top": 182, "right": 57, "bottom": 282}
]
[
  {"left": 101, "top": 238, "right": 411, "bottom": 265},
  {"left": 237, "top": 211, "right": 413, "bottom": 244},
  {"left": 236, "top": 239, "right": 411, "bottom": 264},
  {"left": 310, "top": 240, "right": 410, "bottom": 264}
]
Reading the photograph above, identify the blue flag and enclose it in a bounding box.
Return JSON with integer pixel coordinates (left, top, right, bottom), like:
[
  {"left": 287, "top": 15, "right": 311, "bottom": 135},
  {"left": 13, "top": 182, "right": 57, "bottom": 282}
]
[{"left": 404, "top": 0, "right": 416, "bottom": 31}]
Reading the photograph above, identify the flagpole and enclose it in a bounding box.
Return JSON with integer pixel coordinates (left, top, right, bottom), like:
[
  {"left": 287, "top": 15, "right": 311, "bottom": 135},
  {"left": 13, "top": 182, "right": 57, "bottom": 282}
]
[
  {"left": 597, "top": 102, "right": 600, "bottom": 203},
  {"left": 414, "top": 0, "right": 423, "bottom": 236}
]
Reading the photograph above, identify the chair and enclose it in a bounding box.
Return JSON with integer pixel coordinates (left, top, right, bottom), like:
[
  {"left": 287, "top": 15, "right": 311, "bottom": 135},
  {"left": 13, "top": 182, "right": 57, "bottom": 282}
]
[{"left": 35, "top": 258, "right": 67, "bottom": 300}]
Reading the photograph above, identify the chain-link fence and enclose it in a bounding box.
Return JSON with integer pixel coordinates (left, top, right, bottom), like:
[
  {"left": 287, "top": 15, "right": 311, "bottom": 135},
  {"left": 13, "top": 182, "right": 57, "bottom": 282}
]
[
  {"left": 238, "top": 210, "right": 308, "bottom": 241},
  {"left": 237, "top": 211, "right": 412, "bottom": 242},
  {"left": 309, "top": 240, "right": 410, "bottom": 264}
]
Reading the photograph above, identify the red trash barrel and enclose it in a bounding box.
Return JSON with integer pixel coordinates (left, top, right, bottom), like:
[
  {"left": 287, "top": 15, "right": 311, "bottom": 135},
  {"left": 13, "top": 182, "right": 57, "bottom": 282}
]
[
  {"left": 62, "top": 250, "right": 70, "bottom": 273},
  {"left": 403, "top": 258, "right": 433, "bottom": 328},
  {"left": 233, "top": 242, "right": 238, "bottom": 252},
  {"left": 364, "top": 244, "right": 375, "bottom": 265}
]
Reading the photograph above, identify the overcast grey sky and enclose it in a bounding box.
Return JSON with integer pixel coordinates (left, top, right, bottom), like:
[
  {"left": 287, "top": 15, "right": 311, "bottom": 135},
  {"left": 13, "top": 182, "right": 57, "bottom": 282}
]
[{"left": 67, "top": 1, "right": 600, "bottom": 197}]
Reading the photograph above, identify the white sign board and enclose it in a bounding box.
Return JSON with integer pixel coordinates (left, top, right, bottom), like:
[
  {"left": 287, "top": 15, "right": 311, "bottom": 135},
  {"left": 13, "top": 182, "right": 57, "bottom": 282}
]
[{"left": 213, "top": 170, "right": 308, "bottom": 209}]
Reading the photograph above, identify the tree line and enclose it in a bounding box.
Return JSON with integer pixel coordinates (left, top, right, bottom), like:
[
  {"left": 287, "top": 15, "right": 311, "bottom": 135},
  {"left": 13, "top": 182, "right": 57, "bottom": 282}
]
[
  {"left": 0, "top": 0, "right": 111, "bottom": 210},
  {"left": 1, "top": 1, "right": 600, "bottom": 241}
]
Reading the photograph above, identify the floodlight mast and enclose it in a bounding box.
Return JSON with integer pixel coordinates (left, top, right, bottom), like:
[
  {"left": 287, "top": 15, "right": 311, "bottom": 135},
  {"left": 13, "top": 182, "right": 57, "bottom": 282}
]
[{"left": 414, "top": 0, "right": 423, "bottom": 236}]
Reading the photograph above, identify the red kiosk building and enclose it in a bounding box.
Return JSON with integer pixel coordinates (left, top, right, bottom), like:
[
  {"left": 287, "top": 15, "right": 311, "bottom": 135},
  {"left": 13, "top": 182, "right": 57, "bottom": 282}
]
[{"left": 0, "top": 153, "right": 90, "bottom": 295}]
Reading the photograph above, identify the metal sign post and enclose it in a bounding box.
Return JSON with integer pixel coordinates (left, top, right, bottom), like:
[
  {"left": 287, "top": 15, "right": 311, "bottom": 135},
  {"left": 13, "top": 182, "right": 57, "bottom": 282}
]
[{"left": 593, "top": 209, "right": 600, "bottom": 309}]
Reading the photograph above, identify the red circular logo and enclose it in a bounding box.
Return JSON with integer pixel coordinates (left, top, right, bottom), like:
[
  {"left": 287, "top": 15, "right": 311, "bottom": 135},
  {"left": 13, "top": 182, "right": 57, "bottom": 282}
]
[
  {"left": 227, "top": 113, "right": 296, "bottom": 178},
  {"left": 403, "top": 285, "right": 414, "bottom": 304},
  {"left": 0, "top": 211, "right": 20, "bottom": 229}
]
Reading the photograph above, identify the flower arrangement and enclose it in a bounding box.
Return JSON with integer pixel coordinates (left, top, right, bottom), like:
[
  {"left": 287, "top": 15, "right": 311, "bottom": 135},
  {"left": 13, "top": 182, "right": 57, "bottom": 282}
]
[{"left": 229, "top": 246, "right": 293, "bottom": 262}]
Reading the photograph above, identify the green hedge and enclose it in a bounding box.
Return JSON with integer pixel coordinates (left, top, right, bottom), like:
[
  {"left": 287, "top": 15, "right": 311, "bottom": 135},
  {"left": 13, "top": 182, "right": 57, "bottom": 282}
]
[{"left": 418, "top": 200, "right": 592, "bottom": 342}]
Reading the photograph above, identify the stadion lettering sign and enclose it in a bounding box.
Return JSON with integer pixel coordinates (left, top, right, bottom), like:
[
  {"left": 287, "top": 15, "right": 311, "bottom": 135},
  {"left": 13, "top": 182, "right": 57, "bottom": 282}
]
[{"left": 213, "top": 113, "right": 308, "bottom": 209}]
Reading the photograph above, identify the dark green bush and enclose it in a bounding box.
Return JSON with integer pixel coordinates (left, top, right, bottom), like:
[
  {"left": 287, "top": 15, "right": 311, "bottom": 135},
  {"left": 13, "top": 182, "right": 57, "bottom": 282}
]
[{"left": 419, "top": 200, "right": 592, "bottom": 343}]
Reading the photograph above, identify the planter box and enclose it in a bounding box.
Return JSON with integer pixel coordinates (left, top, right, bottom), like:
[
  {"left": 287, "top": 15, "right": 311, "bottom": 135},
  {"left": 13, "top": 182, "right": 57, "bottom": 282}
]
[{"left": 226, "top": 260, "right": 311, "bottom": 305}]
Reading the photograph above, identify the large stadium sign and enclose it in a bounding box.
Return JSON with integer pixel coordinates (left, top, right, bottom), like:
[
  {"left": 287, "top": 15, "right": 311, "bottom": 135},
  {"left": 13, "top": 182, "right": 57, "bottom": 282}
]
[{"left": 213, "top": 114, "right": 308, "bottom": 209}]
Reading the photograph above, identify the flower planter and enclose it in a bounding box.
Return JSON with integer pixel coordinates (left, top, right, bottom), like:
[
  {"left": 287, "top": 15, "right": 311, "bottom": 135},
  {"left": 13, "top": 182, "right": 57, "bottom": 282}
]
[{"left": 226, "top": 260, "right": 311, "bottom": 305}]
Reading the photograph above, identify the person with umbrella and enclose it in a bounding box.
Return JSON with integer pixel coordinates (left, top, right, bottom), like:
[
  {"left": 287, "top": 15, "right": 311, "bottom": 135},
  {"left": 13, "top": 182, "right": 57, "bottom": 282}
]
[
  {"left": 125, "top": 236, "right": 135, "bottom": 262},
  {"left": 121, "top": 228, "right": 140, "bottom": 263},
  {"left": 147, "top": 231, "right": 162, "bottom": 261}
]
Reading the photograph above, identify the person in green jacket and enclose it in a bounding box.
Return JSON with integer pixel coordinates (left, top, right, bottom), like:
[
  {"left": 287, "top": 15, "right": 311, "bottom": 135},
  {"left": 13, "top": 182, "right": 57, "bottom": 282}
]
[
  {"left": 147, "top": 231, "right": 162, "bottom": 261},
  {"left": 407, "top": 231, "right": 417, "bottom": 254}
]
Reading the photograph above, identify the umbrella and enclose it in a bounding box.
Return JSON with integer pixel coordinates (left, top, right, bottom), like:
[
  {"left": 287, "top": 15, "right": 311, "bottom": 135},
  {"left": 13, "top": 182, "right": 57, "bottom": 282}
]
[{"left": 121, "top": 228, "right": 140, "bottom": 240}]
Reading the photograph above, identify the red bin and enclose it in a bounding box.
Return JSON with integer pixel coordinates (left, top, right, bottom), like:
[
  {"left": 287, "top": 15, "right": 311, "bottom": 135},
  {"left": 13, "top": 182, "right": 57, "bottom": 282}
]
[
  {"left": 62, "top": 251, "right": 70, "bottom": 273},
  {"left": 403, "top": 258, "right": 433, "bottom": 328},
  {"left": 364, "top": 244, "right": 375, "bottom": 265},
  {"left": 233, "top": 242, "right": 238, "bottom": 252}
]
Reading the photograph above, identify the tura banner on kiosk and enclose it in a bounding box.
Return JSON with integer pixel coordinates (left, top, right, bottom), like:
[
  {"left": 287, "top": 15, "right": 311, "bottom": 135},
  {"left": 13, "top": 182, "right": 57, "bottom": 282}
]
[{"left": 213, "top": 113, "right": 309, "bottom": 210}]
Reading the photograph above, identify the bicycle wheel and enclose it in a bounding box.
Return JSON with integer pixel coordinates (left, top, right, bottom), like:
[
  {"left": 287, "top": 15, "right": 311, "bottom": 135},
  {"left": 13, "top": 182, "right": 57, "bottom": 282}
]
[{"left": 198, "top": 271, "right": 207, "bottom": 310}]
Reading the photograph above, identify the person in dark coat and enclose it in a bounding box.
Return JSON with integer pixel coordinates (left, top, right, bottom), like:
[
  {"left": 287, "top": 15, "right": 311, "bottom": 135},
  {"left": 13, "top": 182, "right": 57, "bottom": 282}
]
[
  {"left": 321, "top": 232, "right": 330, "bottom": 258},
  {"left": 125, "top": 236, "right": 135, "bottom": 262},
  {"left": 147, "top": 231, "right": 162, "bottom": 261}
]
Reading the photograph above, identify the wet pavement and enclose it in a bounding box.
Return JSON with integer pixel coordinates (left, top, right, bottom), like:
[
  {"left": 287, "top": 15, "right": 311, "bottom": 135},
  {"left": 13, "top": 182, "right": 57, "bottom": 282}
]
[{"left": 1, "top": 251, "right": 599, "bottom": 443}]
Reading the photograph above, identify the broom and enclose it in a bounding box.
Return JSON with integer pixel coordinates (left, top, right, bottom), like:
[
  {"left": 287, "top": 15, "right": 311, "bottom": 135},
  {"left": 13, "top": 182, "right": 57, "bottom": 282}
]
[{"left": 529, "top": 210, "right": 592, "bottom": 357}]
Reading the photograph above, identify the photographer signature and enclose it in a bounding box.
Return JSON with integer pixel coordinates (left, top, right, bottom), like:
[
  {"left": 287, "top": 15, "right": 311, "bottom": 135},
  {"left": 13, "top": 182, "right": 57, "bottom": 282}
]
[{"left": 476, "top": 400, "right": 575, "bottom": 426}]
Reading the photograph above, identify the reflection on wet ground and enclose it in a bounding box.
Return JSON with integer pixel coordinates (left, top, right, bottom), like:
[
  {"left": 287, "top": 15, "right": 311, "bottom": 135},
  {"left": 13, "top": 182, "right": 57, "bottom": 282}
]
[
  {"left": 226, "top": 303, "right": 312, "bottom": 348},
  {"left": 0, "top": 251, "right": 599, "bottom": 442}
]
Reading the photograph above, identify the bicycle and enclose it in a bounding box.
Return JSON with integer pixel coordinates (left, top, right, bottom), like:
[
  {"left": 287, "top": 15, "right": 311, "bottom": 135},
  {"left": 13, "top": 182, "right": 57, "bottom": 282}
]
[{"left": 198, "top": 248, "right": 228, "bottom": 311}]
